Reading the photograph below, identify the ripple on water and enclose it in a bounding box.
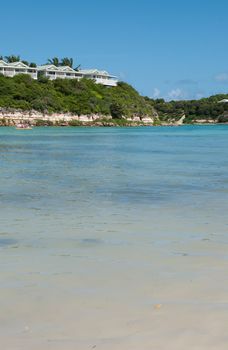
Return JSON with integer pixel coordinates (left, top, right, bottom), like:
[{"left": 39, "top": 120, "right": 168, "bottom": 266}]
[
  {"left": 0, "top": 238, "right": 18, "bottom": 247},
  {"left": 79, "top": 238, "right": 104, "bottom": 246}
]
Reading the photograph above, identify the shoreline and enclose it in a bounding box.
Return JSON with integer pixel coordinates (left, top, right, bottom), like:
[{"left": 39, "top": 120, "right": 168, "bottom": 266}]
[
  {"left": 0, "top": 120, "right": 225, "bottom": 127},
  {"left": 0, "top": 109, "right": 224, "bottom": 127},
  {"left": 0, "top": 109, "right": 154, "bottom": 127},
  {"left": 0, "top": 122, "right": 225, "bottom": 127}
]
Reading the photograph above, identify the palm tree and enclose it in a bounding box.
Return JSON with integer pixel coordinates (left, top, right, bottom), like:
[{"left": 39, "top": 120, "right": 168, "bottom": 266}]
[
  {"left": 0, "top": 55, "right": 3, "bottom": 60},
  {"left": 29, "top": 62, "right": 37, "bottom": 68},
  {"left": 22, "top": 60, "right": 29, "bottom": 66},
  {"left": 74, "top": 64, "right": 81, "bottom": 71},
  {"left": 5, "top": 55, "right": 20, "bottom": 63},
  {"left": 47, "top": 57, "right": 60, "bottom": 66},
  {"left": 61, "top": 57, "right": 73, "bottom": 68}
]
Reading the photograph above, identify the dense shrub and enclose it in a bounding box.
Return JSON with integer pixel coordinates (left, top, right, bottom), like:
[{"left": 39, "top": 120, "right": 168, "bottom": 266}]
[{"left": 0, "top": 75, "right": 155, "bottom": 117}]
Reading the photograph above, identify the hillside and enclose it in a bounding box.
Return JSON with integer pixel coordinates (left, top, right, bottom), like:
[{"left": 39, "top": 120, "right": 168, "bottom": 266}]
[
  {"left": 1, "top": 73, "right": 228, "bottom": 126},
  {"left": 0, "top": 74, "right": 156, "bottom": 122},
  {"left": 145, "top": 95, "right": 228, "bottom": 123}
]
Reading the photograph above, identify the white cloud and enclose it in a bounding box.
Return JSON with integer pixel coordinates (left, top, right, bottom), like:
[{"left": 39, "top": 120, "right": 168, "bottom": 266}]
[
  {"left": 167, "top": 88, "right": 184, "bottom": 100},
  {"left": 215, "top": 73, "right": 228, "bottom": 82},
  {"left": 152, "top": 88, "right": 160, "bottom": 98}
]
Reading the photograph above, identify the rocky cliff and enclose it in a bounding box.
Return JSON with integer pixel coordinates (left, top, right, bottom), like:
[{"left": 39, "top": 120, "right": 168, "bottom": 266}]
[{"left": 0, "top": 108, "right": 155, "bottom": 126}]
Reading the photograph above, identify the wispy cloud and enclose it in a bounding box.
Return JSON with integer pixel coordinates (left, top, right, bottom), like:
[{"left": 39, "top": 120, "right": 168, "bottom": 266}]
[
  {"left": 167, "top": 88, "right": 184, "bottom": 100},
  {"left": 215, "top": 73, "right": 228, "bottom": 82},
  {"left": 152, "top": 88, "right": 160, "bottom": 98}
]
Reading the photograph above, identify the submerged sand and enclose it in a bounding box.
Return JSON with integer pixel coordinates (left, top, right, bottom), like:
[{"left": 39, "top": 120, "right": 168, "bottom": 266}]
[
  {"left": 0, "top": 126, "right": 228, "bottom": 349},
  {"left": 0, "top": 204, "right": 228, "bottom": 350}
]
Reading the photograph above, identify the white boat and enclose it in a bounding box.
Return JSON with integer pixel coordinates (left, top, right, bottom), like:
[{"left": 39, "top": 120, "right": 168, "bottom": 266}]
[{"left": 15, "top": 123, "right": 32, "bottom": 130}]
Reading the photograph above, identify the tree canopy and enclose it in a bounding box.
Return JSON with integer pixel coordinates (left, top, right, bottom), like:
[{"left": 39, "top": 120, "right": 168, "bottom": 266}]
[
  {"left": 4, "top": 55, "right": 20, "bottom": 63},
  {"left": 47, "top": 57, "right": 78, "bottom": 68}
]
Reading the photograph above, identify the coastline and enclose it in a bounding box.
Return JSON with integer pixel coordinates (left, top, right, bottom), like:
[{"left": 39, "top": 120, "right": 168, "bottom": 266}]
[
  {"left": 0, "top": 108, "right": 155, "bottom": 127},
  {"left": 0, "top": 108, "right": 224, "bottom": 127}
]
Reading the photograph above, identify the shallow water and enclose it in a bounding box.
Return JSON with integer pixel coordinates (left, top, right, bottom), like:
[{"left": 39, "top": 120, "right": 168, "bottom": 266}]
[{"left": 0, "top": 125, "right": 228, "bottom": 350}]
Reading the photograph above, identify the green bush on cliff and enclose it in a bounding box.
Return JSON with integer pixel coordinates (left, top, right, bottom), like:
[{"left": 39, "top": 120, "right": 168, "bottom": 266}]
[
  {"left": 110, "top": 102, "right": 124, "bottom": 118},
  {"left": 0, "top": 74, "right": 155, "bottom": 118}
]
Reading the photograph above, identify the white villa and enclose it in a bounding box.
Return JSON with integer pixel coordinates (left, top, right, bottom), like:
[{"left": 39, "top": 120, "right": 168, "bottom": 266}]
[
  {"left": 37, "top": 64, "right": 77, "bottom": 80},
  {"left": 0, "top": 60, "right": 118, "bottom": 86},
  {"left": 78, "top": 69, "right": 118, "bottom": 87},
  {"left": 0, "top": 60, "right": 37, "bottom": 79},
  {"left": 218, "top": 99, "right": 228, "bottom": 103}
]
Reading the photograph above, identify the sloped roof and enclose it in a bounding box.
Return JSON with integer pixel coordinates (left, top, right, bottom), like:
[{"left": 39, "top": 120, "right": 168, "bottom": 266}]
[
  {"left": 37, "top": 65, "right": 76, "bottom": 73},
  {"left": 9, "top": 61, "right": 29, "bottom": 68},
  {"left": 60, "top": 66, "right": 75, "bottom": 73},
  {"left": 0, "top": 60, "right": 37, "bottom": 70},
  {"left": 0, "top": 60, "right": 8, "bottom": 67},
  {"left": 79, "top": 69, "right": 108, "bottom": 75},
  {"left": 37, "top": 64, "right": 58, "bottom": 71},
  {"left": 79, "top": 69, "right": 117, "bottom": 78}
]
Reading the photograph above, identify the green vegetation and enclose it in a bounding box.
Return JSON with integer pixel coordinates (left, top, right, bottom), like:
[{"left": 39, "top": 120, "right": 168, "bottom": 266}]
[
  {"left": 145, "top": 95, "right": 228, "bottom": 123},
  {"left": 4, "top": 55, "right": 21, "bottom": 63},
  {"left": 97, "top": 117, "right": 139, "bottom": 126},
  {"left": 110, "top": 102, "right": 124, "bottom": 118},
  {"left": 34, "top": 119, "right": 54, "bottom": 126},
  {"left": 47, "top": 57, "right": 80, "bottom": 70},
  {"left": 0, "top": 74, "right": 155, "bottom": 118},
  {"left": 0, "top": 118, "right": 7, "bottom": 126},
  {"left": 68, "top": 119, "right": 83, "bottom": 126}
]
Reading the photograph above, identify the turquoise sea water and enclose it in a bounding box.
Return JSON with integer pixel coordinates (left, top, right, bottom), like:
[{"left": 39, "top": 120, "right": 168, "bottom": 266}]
[{"left": 0, "top": 125, "right": 228, "bottom": 350}]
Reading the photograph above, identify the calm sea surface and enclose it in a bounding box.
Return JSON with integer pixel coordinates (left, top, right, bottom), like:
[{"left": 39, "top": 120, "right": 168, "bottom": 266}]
[{"left": 0, "top": 125, "right": 228, "bottom": 350}]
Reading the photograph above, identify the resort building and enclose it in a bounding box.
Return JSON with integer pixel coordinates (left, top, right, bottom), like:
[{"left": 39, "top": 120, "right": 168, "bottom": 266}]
[
  {"left": 37, "top": 66, "right": 118, "bottom": 86},
  {"left": 0, "top": 60, "right": 118, "bottom": 86},
  {"left": 37, "top": 64, "right": 77, "bottom": 80},
  {"left": 0, "top": 60, "right": 37, "bottom": 79},
  {"left": 78, "top": 69, "right": 118, "bottom": 87},
  {"left": 218, "top": 99, "right": 228, "bottom": 103}
]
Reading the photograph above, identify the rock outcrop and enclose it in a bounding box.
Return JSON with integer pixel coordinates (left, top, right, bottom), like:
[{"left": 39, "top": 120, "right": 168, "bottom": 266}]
[{"left": 0, "top": 108, "right": 155, "bottom": 126}]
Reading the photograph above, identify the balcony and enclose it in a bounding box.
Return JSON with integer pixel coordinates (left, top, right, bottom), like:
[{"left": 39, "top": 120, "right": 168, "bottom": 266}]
[
  {"left": 3, "top": 69, "right": 15, "bottom": 77},
  {"left": 95, "top": 77, "right": 118, "bottom": 87},
  {"left": 65, "top": 74, "right": 76, "bottom": 79}
]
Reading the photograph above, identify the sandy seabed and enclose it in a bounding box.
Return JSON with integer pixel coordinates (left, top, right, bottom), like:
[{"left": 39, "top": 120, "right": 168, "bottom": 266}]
[{"left": 0, "top": 126, "right": 228, "bottom": 349}]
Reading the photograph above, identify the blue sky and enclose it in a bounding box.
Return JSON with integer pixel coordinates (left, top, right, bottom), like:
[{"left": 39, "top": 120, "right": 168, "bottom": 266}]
[{"left": 1, "top": 0, "right": 228, "bottom": 100}]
